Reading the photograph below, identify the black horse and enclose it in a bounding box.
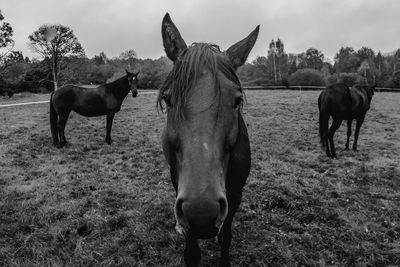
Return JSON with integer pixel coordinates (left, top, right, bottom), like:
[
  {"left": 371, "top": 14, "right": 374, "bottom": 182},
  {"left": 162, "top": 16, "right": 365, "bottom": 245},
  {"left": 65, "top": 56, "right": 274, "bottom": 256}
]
[
  {"left": 158, "top": 13, "right": 259, "bottom": 266},
  {"left": 318, "top": 83, "right": 375, "bottom": 158},
  {"left": 50, "top": 70, "right": 139, "bottom": 148}
]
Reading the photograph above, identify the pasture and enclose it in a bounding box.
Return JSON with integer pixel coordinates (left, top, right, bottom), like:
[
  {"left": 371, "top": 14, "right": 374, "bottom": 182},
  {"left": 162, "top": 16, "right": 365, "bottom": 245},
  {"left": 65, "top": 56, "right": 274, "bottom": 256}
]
[{"left": 0, "top": 90, "right": 399, "bottom": 266}]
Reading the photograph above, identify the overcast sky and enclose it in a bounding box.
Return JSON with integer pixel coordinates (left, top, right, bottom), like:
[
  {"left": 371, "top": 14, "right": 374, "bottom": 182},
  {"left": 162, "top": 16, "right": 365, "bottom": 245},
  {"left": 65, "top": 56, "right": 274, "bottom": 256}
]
[{"left": 2, "top": 0, "right": 400, "bottom": 62}]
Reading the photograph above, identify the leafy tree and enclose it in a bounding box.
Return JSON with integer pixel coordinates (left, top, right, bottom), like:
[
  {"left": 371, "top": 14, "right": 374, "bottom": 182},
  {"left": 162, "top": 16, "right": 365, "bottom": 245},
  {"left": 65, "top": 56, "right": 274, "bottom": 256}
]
[
  {"left": 4, "top": 51, "right": 24, "bottom": 65},
  {"left": 383, "top": 49, "right": 400, "bottom": 87},
  {"left": 252, "top": 56, "right": 272, "bottom": 85},
  {"left": 237, "top": 63, "right": 260, "bottom": 85},
  {"left": 373, "top": 51, "right": 387, "bottom": 86},
  {"left": 321, "top": 62, "right": 333, "bottom": 77},
  {"left": 119, "top": 49, "right": 137, "bottom": 60},
  {"left": 0, "top": 10, "right": 14, "bottom": 63},
  {"left": 93, "top": 51, "right": 108, "bottom": 65},
  {"left": 237, "top": 57, "right": 271, "bottom": 86},
  {"left": 358, "top": 60, "right": 378, "bottom": 84},
  {"left": 288, "top": 59, "right": 297, "bottom": 75},
  {"left": 392, "top": 49, "right": 400, "bottom": 75},
  {"left": 304, "top": 48, "right": 324, "bottom": 70},
  {"left": 118, "top": 49, "right": 138, "bottom": 70},
  {"left": 267, "top": 39, "right": 278, "bottom": 83},
  {"left": 28, "top": 24, "right": 85, "bottom": 90},
  {"left": 355, "top": 47, "right": 377, "bottom": 83},
  {"left": 357, "top": 47, "right": 375, "bottom": 62},
  {"left": 137, "top": 56, "right": 172, "bottom": 89},
  {"left": 333, "top": 47, "right": 360, "bottom": 73},
  {"left": 375, "top": 52, "right": 384, "bottom": 74},
  {"left": 275, "top": 39, "right": 288, "bottom": 80},
  {"left": 293, "top": 52, "right": 308, "bottom": 69}
]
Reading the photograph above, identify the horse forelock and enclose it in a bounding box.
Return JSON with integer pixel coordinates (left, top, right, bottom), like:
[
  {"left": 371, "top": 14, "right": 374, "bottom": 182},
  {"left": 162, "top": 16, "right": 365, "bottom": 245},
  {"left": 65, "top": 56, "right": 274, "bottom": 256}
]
[{"left": 157, "top": 43, "right": 241, "bottom": 119}]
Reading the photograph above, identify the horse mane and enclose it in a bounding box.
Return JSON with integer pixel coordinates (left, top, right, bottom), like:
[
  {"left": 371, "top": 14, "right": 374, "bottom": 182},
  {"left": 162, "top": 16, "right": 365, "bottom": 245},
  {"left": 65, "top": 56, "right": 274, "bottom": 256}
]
[{"left": 157, "top": 43, "right": 242, "bottom": 118}]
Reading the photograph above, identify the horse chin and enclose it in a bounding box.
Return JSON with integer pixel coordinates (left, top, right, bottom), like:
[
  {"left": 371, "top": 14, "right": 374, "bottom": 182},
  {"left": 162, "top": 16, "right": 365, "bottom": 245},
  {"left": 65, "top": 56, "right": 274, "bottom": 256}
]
[
  {"left": 132, "top": 92, "right": 138, "bottom": 98},
  {"left": 175, "top": 222, "right": 188, "bottom": 237},
  {"left": 175, "top": 222, "right": 219, "bottom": 239},
  {"left": 190, "top": 227, "right": 219, "bottom": 239}
]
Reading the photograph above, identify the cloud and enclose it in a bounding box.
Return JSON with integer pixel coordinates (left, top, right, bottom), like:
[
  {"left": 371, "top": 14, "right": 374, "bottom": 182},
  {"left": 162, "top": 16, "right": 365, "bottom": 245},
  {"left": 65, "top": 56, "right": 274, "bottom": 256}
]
[{"left": 2, "top": 0, "right": 400, "bottom": 61}]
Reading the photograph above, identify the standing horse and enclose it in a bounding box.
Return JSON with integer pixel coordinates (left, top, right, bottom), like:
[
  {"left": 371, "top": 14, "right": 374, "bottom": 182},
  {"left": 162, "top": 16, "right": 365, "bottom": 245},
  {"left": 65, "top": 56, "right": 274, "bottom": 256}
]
[
  {"left": 158, "top": 13, "right": 259, "bottom": 266},
  {"left": 50, "top": 70, "right": 139, "bottom": 148},
  {"left": 318, "top": 83, "right": 375, "bottom": 158}
]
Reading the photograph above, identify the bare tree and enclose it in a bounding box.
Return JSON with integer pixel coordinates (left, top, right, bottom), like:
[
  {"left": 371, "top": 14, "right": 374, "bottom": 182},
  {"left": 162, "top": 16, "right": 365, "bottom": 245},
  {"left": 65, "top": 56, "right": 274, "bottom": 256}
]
[
  {"left": 0, "top": 10, "right": 14, "bottom": 64},
  {"left": 28, "top": 24, "right": 85, "bottom": 90}
]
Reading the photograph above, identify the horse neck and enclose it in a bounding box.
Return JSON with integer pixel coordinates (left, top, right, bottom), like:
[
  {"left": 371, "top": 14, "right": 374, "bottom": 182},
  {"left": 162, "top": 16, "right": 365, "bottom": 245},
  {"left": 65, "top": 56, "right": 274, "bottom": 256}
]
[
  {"left": 107, "top": 76, "right": 130, "bottom": 100},
  {"left": 360, "top": 87, "right": 373, "bottom": 104}
]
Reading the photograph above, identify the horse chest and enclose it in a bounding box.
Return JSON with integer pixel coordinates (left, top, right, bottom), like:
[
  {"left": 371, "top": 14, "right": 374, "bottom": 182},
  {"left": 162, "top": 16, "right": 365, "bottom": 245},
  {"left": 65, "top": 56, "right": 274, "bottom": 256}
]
[{"left": 105, "top": 96, "right": 120, "bottom": 111}]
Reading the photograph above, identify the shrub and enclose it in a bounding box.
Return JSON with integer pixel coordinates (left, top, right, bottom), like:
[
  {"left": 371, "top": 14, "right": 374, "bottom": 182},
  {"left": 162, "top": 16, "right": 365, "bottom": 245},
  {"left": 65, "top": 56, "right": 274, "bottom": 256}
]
[
  {"left": 383, "top": 73, "right": 400, "bottom": 88},
  {"left": 288, "top": 68, "right": 325, "bottom": 86}
]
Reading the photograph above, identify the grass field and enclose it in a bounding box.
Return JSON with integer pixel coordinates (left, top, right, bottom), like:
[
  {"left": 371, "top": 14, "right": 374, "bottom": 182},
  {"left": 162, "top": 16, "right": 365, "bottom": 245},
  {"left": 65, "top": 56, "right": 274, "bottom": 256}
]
[{"left": 1, "top": 90, "right": 399, "bottom": 266}]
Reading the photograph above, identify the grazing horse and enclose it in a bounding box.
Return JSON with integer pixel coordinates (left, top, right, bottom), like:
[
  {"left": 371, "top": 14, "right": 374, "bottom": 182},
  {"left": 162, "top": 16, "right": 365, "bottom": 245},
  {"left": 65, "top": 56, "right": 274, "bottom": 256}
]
[
  {"left": 158, "top": 13, "right": 259, "bottom": 266},
  {"left": 318, "top": 83, "right": 375, "bottom": 158},
  {"left": 50, "top": 70, "right": 139, "bottom": 148}
]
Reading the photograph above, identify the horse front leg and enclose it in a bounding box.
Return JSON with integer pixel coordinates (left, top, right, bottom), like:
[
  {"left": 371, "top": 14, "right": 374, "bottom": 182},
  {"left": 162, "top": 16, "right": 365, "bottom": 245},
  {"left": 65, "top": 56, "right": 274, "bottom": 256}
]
[
  {"left": 345, "top": 119, "right": 352, "bottom": 150},
  {"left": 218, "top": 215, "right": 233, "bottom": 267},
  {"left": 184, "top": 237, "right": 201, "bottom": 267},
  {"left": 328, "top": 119, "right": 342, "bottom": 158},
  {"left": 105, "top": 113, "right": 115, "bottom": 144},
  {"left": 218, "top": 193, "right": 241, "bottom": 267},
  {"left": 58, "top": 111, "right": 70, "bottom": 148},
  {"left": 353, "top": 116, "right": 365, "bottom": 151}
]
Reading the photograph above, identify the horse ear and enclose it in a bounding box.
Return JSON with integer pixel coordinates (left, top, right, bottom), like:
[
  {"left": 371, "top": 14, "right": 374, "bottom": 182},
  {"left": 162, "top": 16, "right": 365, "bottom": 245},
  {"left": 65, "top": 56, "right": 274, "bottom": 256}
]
[
  {"left": 125, "top": 69, "right": 131, "bottom": 75},
  {"left": 134, "top": 71, "right": 140, "bottom": 76},
  {"left": 162, "top": 13, "right": 187, "bottom": 62},
  {"left": 226, "top": 25, "right": 260, "bottom": 69}
]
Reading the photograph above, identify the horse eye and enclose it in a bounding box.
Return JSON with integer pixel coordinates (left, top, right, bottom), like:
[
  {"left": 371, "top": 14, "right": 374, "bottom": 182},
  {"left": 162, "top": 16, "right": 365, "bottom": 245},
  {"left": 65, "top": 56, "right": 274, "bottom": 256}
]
[
  {"left": 233, "top": 96, "right": 243, "bottom": 109},
  {"left": 163, "top": 93, "right": 172, "bottom": 107}
]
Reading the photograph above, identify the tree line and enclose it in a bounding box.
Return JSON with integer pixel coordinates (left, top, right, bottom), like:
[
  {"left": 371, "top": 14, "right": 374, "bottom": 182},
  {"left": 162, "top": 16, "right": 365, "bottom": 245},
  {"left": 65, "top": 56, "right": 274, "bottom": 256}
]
[
  {"left": 1, "top": 10, "right": 400, "bottom": 96},
  {"left": 238, "top": 39, "right": 400, "bottom": 89}
]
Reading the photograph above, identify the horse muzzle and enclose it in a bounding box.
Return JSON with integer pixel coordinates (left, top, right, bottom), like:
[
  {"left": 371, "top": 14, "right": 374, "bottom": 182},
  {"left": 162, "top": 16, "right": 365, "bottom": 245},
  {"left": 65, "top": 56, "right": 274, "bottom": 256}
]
[
  {"left": 132, "top": 90, "right": 138, "bottom": 97},
  {"left": 174, "top": 194, "right": 228, "bottom": 239}
]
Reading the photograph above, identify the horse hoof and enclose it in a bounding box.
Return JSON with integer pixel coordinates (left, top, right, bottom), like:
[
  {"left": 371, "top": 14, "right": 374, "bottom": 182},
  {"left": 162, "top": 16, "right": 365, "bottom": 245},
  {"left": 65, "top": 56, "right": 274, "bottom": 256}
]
[{"left": 59, "top": 142, "right": 67, "bottom": 148}]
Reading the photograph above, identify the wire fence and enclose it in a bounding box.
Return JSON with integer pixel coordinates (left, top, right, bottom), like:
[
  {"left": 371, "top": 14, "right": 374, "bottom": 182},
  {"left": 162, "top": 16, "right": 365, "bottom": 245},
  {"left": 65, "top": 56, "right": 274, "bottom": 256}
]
[{"left": 243, "top": 85, "right": 400, "bottom": 92}]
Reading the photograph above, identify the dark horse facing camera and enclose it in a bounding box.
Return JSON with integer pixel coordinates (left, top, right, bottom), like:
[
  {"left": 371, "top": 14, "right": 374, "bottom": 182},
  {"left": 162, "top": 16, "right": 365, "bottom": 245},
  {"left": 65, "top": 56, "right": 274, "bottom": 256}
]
[
  {"left": 318, "top": 83, "right": 376, "bottom": 158},
  {"left": 158, "top": 13, "right": 259, "bottom": 266},
  {"left": 50, "top": 70, "right": 139, "bottom": 148}
]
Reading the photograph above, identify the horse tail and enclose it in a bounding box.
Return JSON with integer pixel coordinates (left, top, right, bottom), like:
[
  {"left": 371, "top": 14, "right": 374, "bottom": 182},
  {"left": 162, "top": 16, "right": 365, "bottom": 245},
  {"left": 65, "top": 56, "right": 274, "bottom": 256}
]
[
  {"left": 318, "top": 95, "right": 329, "bottom": 149},
  {"left": 49, "top": 92, "right": 58, "bottom": 145}
]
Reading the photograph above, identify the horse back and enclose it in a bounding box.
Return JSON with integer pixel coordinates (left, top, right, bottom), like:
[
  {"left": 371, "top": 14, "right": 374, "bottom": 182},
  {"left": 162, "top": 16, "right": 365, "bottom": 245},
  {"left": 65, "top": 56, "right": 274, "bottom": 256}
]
[
  {"left": 52, "top": 84, "right": 119, "bottom": 116},
  {"left": 319, "top": 84, "right": 352, "bottom": 118}
]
